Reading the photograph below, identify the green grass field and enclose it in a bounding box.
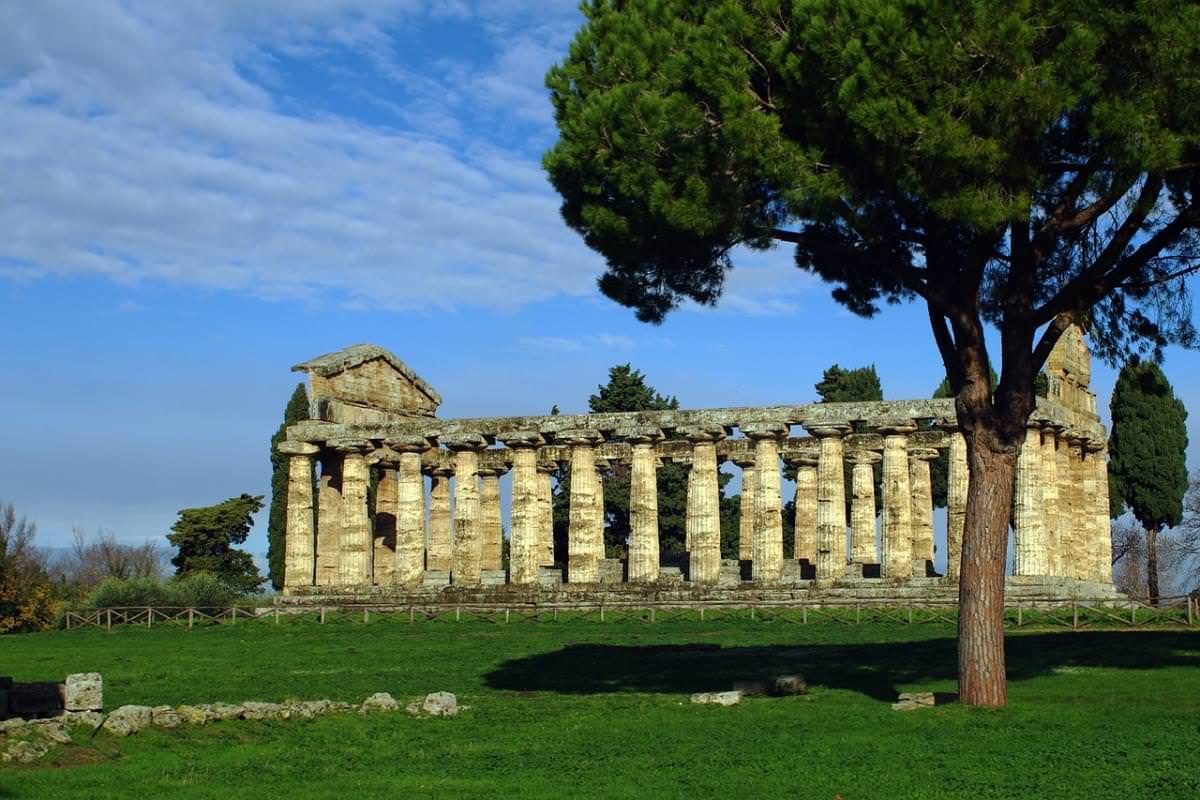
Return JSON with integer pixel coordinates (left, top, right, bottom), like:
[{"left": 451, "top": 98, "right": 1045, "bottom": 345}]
[{"left": 2, "top": 615, "right": 1198, "bottom": 799}]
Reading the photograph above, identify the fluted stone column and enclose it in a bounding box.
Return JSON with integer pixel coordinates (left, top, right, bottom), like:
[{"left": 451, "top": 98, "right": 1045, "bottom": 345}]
[
  {"left": 370, "top": 448, "right": 400, "bottom": 585},
  {"left": 909, "top": 448, "right": 938, "bottom": 572},
  {"left": 316, "top": 450, "right": 343, "bottom": 586},
  {"left": 478, "top": 465, "right": 505, "bottom": 572},
  {"left": 1054, "top": 434, "right": 1073, "bottom": 577},
  {"left": 793, "top": 455, "right": 819, "bottom": 564},
  {"left": 278, "top": 440, "right": 318, "bottom": 592},
  {"left": 627, "top": 430, "right": 662, "bottom": 583},
  {"left": 732, "top": 456, "right": 756, "bottom": 562},
  {"left": 847, "top": 451, "right": 881, "bottom": 564},
  {"left": 333, "top": 439, "right": 373, "bottom": 586},
  {"left": 426, "top": 464, "right": 454, "bottom": 572},
  {"left": 1088, "top": 441, "right": 1113, "bottom": 583},
  {"left": 564, "top": 430, "right": 605, "bottom": 583},
  {"left": 388, "top": 436, "right": 430, "bottom": 587},
  {"left": 683, "top": 426, "right": 725, "bottom": 585},
  {"left": 744, "top": 422, "right": 786, "bottom": 582},
  {"left": 500, "top": 432, "right": 543, "bottom": 586},
  {"left": 1066, "top": 436, "right": 1088, "bottom": 580},
  {"left": 945, "top": 428, "right": 969, "bottom": 580},
  {"left": 536, "top": 460, "right": 557, "bottom": 566},
  {"left": 879, "top": 423, "right": 916, "bottom": 579},
  {"left": 1077, "top": 437, "right": 1098, "bottom": 581},
  {"left": 1013, "top": 423, "right": 1046, "bottom": 576},
  {"left": 1039, "top": 423, "right": 1062, "bottom": 578},
  {"left": 810, "top": 424, "right": 850, "bottom": 580},
  {"left": 446, "top": 435, "right": 486, "bottom": 586}
]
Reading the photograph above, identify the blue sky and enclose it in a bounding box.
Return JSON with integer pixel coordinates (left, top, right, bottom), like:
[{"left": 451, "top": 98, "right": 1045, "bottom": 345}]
[{"left": 2, "top": 1, "right": 1198, "bottom": 575}]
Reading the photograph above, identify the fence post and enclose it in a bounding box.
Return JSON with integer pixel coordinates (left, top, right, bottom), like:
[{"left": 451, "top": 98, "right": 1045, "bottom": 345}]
[
  {"left": 364, "top": 608, "right": 369, "bottom": 625},
  {"left": 699, "top": 607, "right": 705, "bottom": 622},
  {"left": 1188, "top": 596, "right": 1194, "bottom": 627},
  {"left": 750, "top": 607, "right": 756, "bottom": 621},
  {"left": 456, "top": 606, "right": 461, "bottom": 622},
  {"left": 274, "top": 608, "right": 280, "bottom": 626},
  {"left": 147, "top": 608, "right": 152, "bottom": 629},
  {"left": 106, "top": 608, "right": 112, "bottom": 632},
  {"left": 1017, "top": 601, "right": 1023, "bottom": 628},
  {"left": 505, "top": 608, "right": 511, "bottom": 624},
  {"left": 599, "top": 605, "right": 605, "bottom": 623},
  {"left": 1130, "top": 600, "right": 1136, "bottom": 625},
  {"left": 802, "top": 605, "right": 808, "bottom": 625},
  {"left": 855, "top": 602, "right": 861, "bottom": 625},
  {"left": 320, "top": 606, "right": 326, "bottom": 625}
]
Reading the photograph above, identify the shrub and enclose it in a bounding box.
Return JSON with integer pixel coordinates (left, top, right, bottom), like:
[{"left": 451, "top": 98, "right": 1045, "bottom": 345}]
[
  {"left": 85, "top": 576, "right": 170, "bottom": 608},
  {"left": 165, "top": 572, "right": 234, "bottom": 608}
]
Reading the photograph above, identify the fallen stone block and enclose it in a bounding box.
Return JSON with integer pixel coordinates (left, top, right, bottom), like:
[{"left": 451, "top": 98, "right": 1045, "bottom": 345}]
[
  {"left": 421, "top": 692, "right": 459, "bottom": 717},
  {"left": 690, "top": 691, "right": 743, "bottom": 707},
  {"left": 59, "top": 710, "right": 104, "bottom": 730},
  {"left": 897, "top": 692, "right": 936, "bottom": 706},
  {"left": 102, "top": 705, "right": 153, "bottom": 736},
  {"left": 3, "top": 739, "right": 49, "bottom": 764},
  {"left": 772, "top": 675, "right": 808, "bottom": 696},
  {"left": 176, "top": 705, "right": 211, "bottom": 725},
  {"left": 208, "top": 703, "right": 244, "bottom": 722},
  {"left": 360, "top": 693, "right": 399, "bottom": 714},
  {"left": 240, "top": 702, "right": 282, "bottom": 721},
  {"left": 64, "top": 673, "right": 103, "bottom": 712},
  {"left": 151, "top": 706, "right": 182, "bottom": 728}
]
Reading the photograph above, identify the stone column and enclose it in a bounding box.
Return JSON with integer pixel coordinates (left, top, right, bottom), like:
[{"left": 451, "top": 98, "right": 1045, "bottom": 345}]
[
  {"left": 478, "top": 464, "right": 506, "bottom": 572},
  {"left": 1088, "top": 441, "right": 1113, "bottom": 583},
  {"left": 1039, "top": 423, "right": 1062, "bottom": 578},
  {"left": 909, "top": 448, "right": 938, "bottom": 573},
  {"left": 743, "top": 422, "right": 787, "bottom": 582},
  {"left": 945, "top": 427, "right": 969, "bottom": 581},
  {"left": 732, "top": 456, "right": 756, "bottom": 562},
  {"left": 792, "top": 455, "right": 819, "bottom": 564},
  {"left": 278, "top": 441, "right": 318, "bottom": 592},
  {"left": 879, "top": 423, "right": 916, "bottom": 579},
  {"left": 1054, "top": 433, "right": 1073, "bottom": 577},
  {"left": 1064, "top": 436, "right": 1088, "bottom": 579},
  {"left": 1012, "top": 422, "right": 1046, "bottom": 576},
  {"left": 536, "top": 460, "right": 557, "bottom": 566},
  {"left": 809, "top": 424, "right": 850, "bottom": 580},
  {"left": 627, "top": 430, "right": 663, "bottom": 583},
  {"left": 1075, "top": 437, "right": 1098, "bottom": 581},
  {"left": 387, "top": 436, "right": 430, "bottom": 587},
  {"left": 500, "top": 431, "right": 543, "bottom": 586},
  {"left": 446, "top": 435, "right": 487, "bottom": 586},
  {"left": 333, "top": 438, "right": 373, "bottom": 586},
  {"left": 847, "top": 450, "right": 881, "bottom": 565},
  {"left": 564, "top": 430, "right": 605, "bottom": 583},
  {"left": 426, "top": 464, "right": 454, "bottom": 572},
  {"left": 316, "top": 450, "right": 343, "bottom": 587},
  {"left": 370, "top": 448, "right": 400, "bottom": 585},
  {"left": 682, "top": 425, "right": 725, "bottom": 585}
]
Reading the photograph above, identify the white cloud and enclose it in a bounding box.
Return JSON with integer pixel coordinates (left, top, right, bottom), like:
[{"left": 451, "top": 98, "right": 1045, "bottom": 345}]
[{"left": 518, "top": 333, "right": 636, "bottom": 353}]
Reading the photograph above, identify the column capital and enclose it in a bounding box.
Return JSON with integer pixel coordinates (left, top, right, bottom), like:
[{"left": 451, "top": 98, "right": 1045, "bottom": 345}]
[
  {"left": 741, "top": 421, "right": 788, "bottom": 440},
  {"left": 678, "top": 424, "right": 726, "bottom": 443},
  {"left": 934, "top": 416, "right": 960, "bottom": 432},
  {"left": 781, "top": 450, "right": 819, "bottom": 467},
  {"left": 845, "top": 450, "right": 882, "bottom": 465},
  {"left": 385, "top": 434, "right": 434, "bottom": 453},
  {"left": 498, "top": 430, "right": 545, "bottom": 449},
  {"left": 441, "top": 433, "right": 489, "bottom": 452},
  {"left": 1083, "top": 438, "right": 1106, "bottom": 454},
  {"left": 558, "top": 429, "right": 604, "bottom": 446},
  {"left": 329, "top": 437, "right": 372, "bottom": 454},
  {"left": 536, "top": 460, "right": 559, "bottom": 474},
  {"left": 477, "top": 464, "right": 507, "bottom": 478},
  {"left": 875, "top": 420, "right": 918, "bottom": 436},
  {"left": 617, "top": 426, "right": 665, "bottom": 444},
  {"left": 730, "top": 454, "right": 757, "bottom": 469},
  {"left": 367, "top": 445, "right": 401, "bottom": 466},
  {"left": 805, "top": 422, "right": 851, "bottom": 438},
  {"left": 277, "top": 440, "right": 320, "bottom": 456},
  {"left": 908, "top": 448, "right": 940, "bottom": 462},
  {"left": 426, "top": 463, "right": 455, "bottom": 478}
]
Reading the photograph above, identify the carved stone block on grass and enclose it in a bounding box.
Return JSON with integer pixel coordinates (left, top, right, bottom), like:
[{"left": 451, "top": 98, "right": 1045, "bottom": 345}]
[
  {"left": 102, "top": 705, "right": 153, "bottom": 736},
  {"left": 690, "top": 691, "right": 742, "bottom": 706},
  {"left": 64, "top": 673, "right": 103, "bottom": 712}
]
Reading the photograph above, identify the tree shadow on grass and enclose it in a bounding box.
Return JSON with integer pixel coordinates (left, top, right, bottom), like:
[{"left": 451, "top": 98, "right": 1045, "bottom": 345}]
[{"left": 484, "top": 631, "right": 1200, "bottom": 702}]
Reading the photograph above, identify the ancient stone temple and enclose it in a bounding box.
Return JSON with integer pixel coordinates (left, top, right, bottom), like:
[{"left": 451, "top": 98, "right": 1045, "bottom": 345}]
[{"left": 277, "top": 329, "right": 1117, "bottom": 601}]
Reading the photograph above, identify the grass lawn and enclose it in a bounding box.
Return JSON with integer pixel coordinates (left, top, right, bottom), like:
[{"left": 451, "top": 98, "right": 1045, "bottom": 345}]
[{"left": 2, "top": 615, "right": 1198, "bottom": 799}]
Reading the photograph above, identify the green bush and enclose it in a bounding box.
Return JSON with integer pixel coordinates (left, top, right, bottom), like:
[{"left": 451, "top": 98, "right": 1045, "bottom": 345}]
[
  {"left": 83, "top": 572, "right": 236, "bottom": 609},
  {"left": 165, "top": 572, "right": 234, "bottom": 608}
]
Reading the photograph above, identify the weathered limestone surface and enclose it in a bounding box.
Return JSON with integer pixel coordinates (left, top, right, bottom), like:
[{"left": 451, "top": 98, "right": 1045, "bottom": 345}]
[
  {"left": 103, "top": 705, "right": 152, "bottom": 737},
  {"left": 1013, "top": 424, "right": 1046, "bottom": 576},
  {"left": 566, "top": 431, "right": 604, "bottom": 583},
  {"left": 292, "top": 344, "right": 442, "bottom": 424},
  {"left": 793, "top": 457, "right": 818, "bottom": 564},
  {"left": 848, "top": 451, "right": 880, "bottom": 564},
  {"left": 501, "top": 432, "right": 541, "bottom": 585},
  {"left": 279, "top": 441, "right": 318, "bottom": 591},
  {"left": 64, "top": 674, "right": 102, "bottom": 712},
  {"left": 684, "top": 427, "right": 724, "bottom": 585},
  {"left": 880, "top": 425, "right": 915, "bottom": 578},
  {"left": 426, "top": 466, "right": 454, "bottom": 572},
  {"left": 1039, "top": 425, "right": 1061, "bottom": 579},
  {"left": 945, "top": 430, "right": 968, "bottom": 580},
  {"left": 1054, "top": 434, "right": 1073, "bottom": 577},
  {"left": 335, "top": 440, "right": 372, "bottom": 586},
  {"left": 908, "top": 448, "right": 938, "bottom": 563},
  {"left": 316, "top": 451, "right": 342, "bottom": 586},
  {"left": 391, "top": 439, "right": 428, "bottom": 586},
  {"left": 448, "top": 438, "right": 484, "bottom": 586},
  {"left": 1070, "top": 437, "right": 1090, "bottom": 580},
  {"left": 734, "top": 457, "right": 756, "bottom": 562},
  {"left": 745, "top": 422, "right": 786, "bottom": 582},
  {"left": 479, "top": 465, "right": 505, "bottom": 572},
  {"left": 812, "top": 425, "right": 849, "bottom": 579},
  {"left": 372, "top": 459, "right": 399, "bottom": 585},
  {"left": 536, "top": 461, "right": 556, "bottom": 566},
  {"left": 1090, "top": 443, "right": 1113, "bottom": 583},
  {"left": 628, "top": 435, "right": 661, "bottom": 583}
]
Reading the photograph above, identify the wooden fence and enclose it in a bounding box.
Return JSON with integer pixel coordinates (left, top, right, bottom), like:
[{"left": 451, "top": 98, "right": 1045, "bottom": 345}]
[{"left": 63, "top": 595, "right": 1198, "bottom": 631}]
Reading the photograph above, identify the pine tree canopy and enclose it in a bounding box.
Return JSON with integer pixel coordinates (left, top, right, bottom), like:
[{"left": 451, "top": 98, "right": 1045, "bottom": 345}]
[
  {"left": 589, "top": 364, "right": 679, "bottom": 412},
  {"left": 1108, "top": 360, "right": 1189, "bottom": 531},
  {"left": 167, "top": 493, "right": 265, "bottom": 594},
  {"left": 814, "top": 364, "right": 882, "bottom": 404}
]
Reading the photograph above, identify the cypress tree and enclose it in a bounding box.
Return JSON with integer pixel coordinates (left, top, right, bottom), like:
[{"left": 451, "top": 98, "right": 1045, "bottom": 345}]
[
  {"left": 267, "top": 383, "right": 311, "bottom": 591},
  {"left": 1108, "top": 360, "right": 1189, "bottom": 603}
]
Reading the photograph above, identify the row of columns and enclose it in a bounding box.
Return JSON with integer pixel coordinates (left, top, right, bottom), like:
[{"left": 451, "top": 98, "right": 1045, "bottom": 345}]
[
  {"left": 1012, "top": 422, "right": 1112, "bottom": 583},
  {"left": 281, "top": 416, "right": 1108, "bottom": 591}
]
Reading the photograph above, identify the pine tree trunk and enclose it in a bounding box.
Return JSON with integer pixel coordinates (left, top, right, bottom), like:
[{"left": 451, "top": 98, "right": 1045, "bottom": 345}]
[
  {"left": 1145, "top": 526, "right": 1159, "bottom": 606},
  {"left": 957, "top": 425, "right": 1018, "bottom": 707}
]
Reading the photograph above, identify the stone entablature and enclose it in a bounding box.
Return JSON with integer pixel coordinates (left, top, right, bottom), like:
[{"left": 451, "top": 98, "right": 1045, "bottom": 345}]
[
  {"left": 279, "top": 331, "right": 1113, "bottom": 597},
  {"left": 293, "top": 344, "right": 442, "bottom": 424}
]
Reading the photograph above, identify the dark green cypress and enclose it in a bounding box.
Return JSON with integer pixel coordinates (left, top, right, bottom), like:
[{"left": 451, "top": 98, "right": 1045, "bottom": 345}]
[{"left": 266, "top": 383, "right": 311, "bottom": 591}]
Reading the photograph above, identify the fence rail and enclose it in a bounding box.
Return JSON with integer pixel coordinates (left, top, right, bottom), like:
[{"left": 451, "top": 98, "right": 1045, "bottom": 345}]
[{"left": 63, "top": 595, "right": 1198, "bottom": 631}]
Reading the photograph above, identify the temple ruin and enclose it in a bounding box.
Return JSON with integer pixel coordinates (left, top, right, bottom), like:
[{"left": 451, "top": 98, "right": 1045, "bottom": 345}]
[{"left": 277, "top": 330, "right": 1117, "bottom": 602}]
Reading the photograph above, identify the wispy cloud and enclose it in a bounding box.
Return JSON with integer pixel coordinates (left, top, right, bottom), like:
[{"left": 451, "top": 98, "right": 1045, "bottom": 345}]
[{"left": 518, "top": 333, "right": 637, "bottom": 353}]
